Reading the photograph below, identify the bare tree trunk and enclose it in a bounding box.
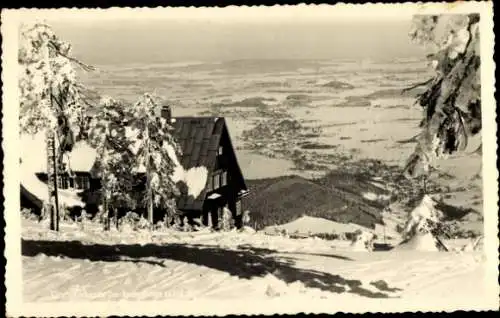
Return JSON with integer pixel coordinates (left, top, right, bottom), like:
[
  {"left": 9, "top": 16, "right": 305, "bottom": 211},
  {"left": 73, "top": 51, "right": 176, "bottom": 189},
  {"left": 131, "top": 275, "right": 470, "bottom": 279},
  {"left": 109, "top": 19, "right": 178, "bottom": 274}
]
[
  {"left": 103, "top": 196, "right": 109, "bottom": 231},
  {"left": 114, "top": 207, "right": 118, "bottom": 230},
  {"left": 54, "top": 151, "right": 59, "bottom": 232},
  {"left": 148, "top": 196, "right": 153, "bottom": 230},
  {"left": 46, "top": 129, "right": 60, "bottom": 231},
  {"left": 145, "top": 125, "right": 153, "bottom": 230}
]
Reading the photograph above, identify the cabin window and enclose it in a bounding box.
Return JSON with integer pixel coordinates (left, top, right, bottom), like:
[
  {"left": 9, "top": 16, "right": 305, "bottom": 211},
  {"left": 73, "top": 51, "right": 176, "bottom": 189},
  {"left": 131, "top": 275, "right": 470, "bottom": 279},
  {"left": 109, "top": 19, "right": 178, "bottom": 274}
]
[
  {"left": 218, "top": 146, "right": 223, "bottom": 156},
  {"left": 75, "top": 176, "right": 90, "bottom": 190},
  {"left": 221, "top": 171, "right": 228, "bottom": 186},
  {"left": 83, "top": 176, "right": 90, "bottom": 189},
  {"left": 236, "top": 200, "right": 242, "bottom": 216},
  {"left": 57, "top": 175, "right": 69, "bottom": 190},
  {"left": 213, "top": 173, "right": 220, "bottom": 189},
  {"left": 75, "top": 176, "right": 81, "bottom": 189}
]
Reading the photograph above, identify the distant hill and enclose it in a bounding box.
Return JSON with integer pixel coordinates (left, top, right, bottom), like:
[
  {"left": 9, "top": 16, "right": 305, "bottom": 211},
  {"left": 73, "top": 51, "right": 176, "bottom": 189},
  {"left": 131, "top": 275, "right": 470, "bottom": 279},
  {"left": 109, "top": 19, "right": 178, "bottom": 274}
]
[
  {"left": 243, "top": 173, "right": 391, "bottom": 231},
  {"left": 314, "top": 170, "right": 392, "bottom": 210}
]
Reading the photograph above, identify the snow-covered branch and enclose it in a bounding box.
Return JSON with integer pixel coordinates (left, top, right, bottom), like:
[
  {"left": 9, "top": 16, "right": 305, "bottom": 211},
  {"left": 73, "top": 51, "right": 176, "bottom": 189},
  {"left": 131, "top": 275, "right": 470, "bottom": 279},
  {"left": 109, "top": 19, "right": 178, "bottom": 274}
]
[
  {"left": 19, "top": 22, "right": 95, "bottom": 136},
  {"left": 403, "top": 14, "right": 481, "bottom": 179}
]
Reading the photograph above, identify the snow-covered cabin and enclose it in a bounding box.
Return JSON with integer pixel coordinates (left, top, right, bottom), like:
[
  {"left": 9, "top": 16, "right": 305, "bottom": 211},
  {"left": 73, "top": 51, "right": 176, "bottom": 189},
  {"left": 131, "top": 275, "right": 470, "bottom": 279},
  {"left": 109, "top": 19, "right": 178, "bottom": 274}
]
[
  {"left": 169, "top": 115, "right": 249, "bottom": 228},
  {"left": 21, "top": 111, "right": 250, "bottom": 229}
]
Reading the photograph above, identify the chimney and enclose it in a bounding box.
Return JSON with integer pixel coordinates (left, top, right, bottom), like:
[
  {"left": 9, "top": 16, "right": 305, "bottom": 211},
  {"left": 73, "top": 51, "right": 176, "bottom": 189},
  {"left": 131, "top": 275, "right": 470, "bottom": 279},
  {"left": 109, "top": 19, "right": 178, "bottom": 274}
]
[{"left": 161, "top": 105, "right": 172, "bottom": 123}]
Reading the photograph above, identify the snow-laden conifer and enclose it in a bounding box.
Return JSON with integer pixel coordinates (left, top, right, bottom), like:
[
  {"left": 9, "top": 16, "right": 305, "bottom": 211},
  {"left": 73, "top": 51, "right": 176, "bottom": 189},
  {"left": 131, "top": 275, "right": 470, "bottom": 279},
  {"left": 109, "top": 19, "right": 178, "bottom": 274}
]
[
  {"left": 19, "top": 22, "right": 95, "bottom": 230},
  {"left": 404, "top": 14, "right": 481, "bottom": 178},
  {"left": 399, "top": 195, "right": 449, "bottom": 251},
  {"left": 19, "top": 22, "right": 94, "bottom": 135},
  {"left": 87, "top": 97, "right": 135, "bottom": 230},
  {"left": 128, "top": 93, "right": 181, "bottom": 227}
]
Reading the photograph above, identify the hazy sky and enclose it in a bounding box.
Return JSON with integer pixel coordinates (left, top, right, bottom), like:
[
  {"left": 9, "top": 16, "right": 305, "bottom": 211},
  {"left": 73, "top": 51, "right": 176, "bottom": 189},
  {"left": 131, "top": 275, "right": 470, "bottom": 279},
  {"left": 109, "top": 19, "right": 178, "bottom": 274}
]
[{"left": 44, "top": 8, "right": 426, "bottom": 64}]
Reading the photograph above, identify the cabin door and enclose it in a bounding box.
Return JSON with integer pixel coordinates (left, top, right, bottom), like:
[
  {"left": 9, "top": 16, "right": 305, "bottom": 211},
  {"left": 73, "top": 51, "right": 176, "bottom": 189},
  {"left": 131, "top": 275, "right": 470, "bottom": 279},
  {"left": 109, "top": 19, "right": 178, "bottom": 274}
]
[
  {"left": 201, "top": 207, "right": 210, "bottom": 227},
  {"left": 209, "top": 204, "right": 221, "bottom": 229},
  {"left": 211, "top": 203, "right": 231, "bottom": 230}
]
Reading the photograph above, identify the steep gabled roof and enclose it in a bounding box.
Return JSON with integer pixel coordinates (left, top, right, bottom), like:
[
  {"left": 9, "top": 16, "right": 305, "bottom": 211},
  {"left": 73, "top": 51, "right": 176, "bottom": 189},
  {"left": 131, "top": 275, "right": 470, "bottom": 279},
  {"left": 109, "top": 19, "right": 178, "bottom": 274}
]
[
  {"left": 174, "top": 117, "right": 222, "bottom": 172},
  {"left": 173, "top": 117, "right": 221, "bottom": 211},
  {"left": 173, "top": 117, "right": 247, "bottom": 211}
]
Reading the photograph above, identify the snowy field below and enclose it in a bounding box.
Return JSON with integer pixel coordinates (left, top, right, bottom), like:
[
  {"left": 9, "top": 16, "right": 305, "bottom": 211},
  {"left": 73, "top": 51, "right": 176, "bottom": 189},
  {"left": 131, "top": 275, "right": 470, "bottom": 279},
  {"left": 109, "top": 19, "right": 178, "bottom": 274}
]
[{"left": 21, "top": 219, "right": 494, "bottom": 311}]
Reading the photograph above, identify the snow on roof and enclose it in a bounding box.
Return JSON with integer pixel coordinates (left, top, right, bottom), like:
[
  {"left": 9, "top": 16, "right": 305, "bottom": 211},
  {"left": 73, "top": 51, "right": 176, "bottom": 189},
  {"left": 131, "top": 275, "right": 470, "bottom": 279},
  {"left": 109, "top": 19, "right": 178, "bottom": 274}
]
[
  {"left": 183, "top": 166, "right": 208, "bottom": 198},
  {"left": 163, "top": 143, "right": 183, "bottom": 182},
  {"left": 207, "top": 193, "right": 221, "bottom": 199},
  {"left": 21, "top": 138, "right": 85, "bottom": 208},
  {"left": 66, "top": 141, "right": 98, "bottom": 172},
  {"left": 21, "top": 133, "right": 46, "bottom": 172},
  {"left": 164, "top": 142, "right": 208, "bottom": 199},
  {"left": 20, "top": 133, "right": 97, "bottom": 172}
]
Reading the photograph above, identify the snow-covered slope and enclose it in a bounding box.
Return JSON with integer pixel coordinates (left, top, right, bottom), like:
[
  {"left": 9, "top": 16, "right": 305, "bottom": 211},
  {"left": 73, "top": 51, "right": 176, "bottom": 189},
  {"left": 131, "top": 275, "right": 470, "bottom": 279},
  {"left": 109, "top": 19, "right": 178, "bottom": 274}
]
[
  {"left": 21, "top": 219, "right": 494, "bottom": 312},
  {"left": 395, "top": 232, "right": 445, "bottom": 252},
  {"left": 264, "top": 215, "right": 369, "bottom": 236}
]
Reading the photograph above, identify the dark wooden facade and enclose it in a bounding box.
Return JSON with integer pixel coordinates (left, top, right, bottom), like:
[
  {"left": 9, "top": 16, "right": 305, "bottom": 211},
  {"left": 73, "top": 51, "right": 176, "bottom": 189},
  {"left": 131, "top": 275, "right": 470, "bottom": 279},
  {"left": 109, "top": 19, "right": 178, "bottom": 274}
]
[{"left": 172, "top": 117, "right": 249, "bottom": 228}]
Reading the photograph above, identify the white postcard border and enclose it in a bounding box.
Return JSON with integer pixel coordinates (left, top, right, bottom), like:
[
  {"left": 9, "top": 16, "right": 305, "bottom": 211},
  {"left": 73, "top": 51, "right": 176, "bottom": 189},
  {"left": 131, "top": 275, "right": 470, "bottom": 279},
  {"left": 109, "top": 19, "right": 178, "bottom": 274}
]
[{"left": 2, "top": 2, "right": 498, "bottom": 316}]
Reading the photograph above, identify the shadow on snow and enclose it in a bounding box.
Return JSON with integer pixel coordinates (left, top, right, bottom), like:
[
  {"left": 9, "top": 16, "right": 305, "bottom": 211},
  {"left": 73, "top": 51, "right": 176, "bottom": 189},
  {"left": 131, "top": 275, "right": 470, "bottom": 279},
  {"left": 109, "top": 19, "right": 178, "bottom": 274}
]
[{"left": 22, "top": 239, "right": 402, "bottom": 298}]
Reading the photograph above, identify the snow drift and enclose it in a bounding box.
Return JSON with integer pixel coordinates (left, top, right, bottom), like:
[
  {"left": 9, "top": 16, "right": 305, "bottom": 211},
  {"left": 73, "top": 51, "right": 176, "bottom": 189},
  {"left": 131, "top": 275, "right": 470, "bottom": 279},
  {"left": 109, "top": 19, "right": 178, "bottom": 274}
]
[
  {"left": 459, "top": 235, "right": 484, "bottom": 252},
  {"left": 350, "top": 229, "right": 375, "bottom": 251},
  {"left": 396, "top": 230, "right": 447, "bottom": 252},
  {"left": 264, "top": 215, "right": 368, "bottom": 237}
]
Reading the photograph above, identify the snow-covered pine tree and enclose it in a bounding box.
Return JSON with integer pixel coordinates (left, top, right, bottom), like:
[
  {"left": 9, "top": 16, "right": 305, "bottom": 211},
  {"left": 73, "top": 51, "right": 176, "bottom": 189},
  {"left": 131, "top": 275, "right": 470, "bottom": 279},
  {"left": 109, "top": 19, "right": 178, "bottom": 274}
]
[
  {"left": 403, "top": 14, "right": 481, "bottom": 179},
  {"left": 19, "top": 22, "right": 95, "bottom": 230},
  {"left": 87, "top": 97, "right": 136, "bottom": 230},
  {"left": 128, "top": 93, "right": 181, "bottom": 229},
  {"left": 19, "top": 22, "right": 94, "bottom": 136}
]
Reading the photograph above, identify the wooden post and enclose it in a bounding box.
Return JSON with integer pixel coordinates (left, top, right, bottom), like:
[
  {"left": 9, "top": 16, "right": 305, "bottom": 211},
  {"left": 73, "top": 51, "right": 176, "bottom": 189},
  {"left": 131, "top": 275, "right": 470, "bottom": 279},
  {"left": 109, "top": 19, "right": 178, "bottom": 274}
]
[
  {"left": 383, "top": 224, "right": 386, "bottom": 244},
  {"left": 423, "top": 176, "right": 427, "bottom": 194},
  {"left": 46, "top": 130, "right": 54, "bottom": 230},
  {"left": 114, "top": 207, "right": 118, "bottom": 230},
  {"left": 148, "top": 199, "right": 153, "bottom": 230},
  {"left": 46, "top": 130, "right": 60, "bottom": 231},
  {"left": 104, "top": 196, "right": 109, "bottom": 231},
  {"left": 145, "top": 123, "right": 154, "bottom": 230},
  {"left": 53, "top": 147, "right": 60, "bottom": 232}
]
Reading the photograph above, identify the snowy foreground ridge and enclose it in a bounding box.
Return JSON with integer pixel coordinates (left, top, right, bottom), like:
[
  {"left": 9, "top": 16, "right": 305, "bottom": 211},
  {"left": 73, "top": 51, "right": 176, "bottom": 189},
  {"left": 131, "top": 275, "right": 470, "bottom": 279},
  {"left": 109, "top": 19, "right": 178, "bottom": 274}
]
[{"left": 21, "top": 218, "right": 493, "bottom": 312}]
